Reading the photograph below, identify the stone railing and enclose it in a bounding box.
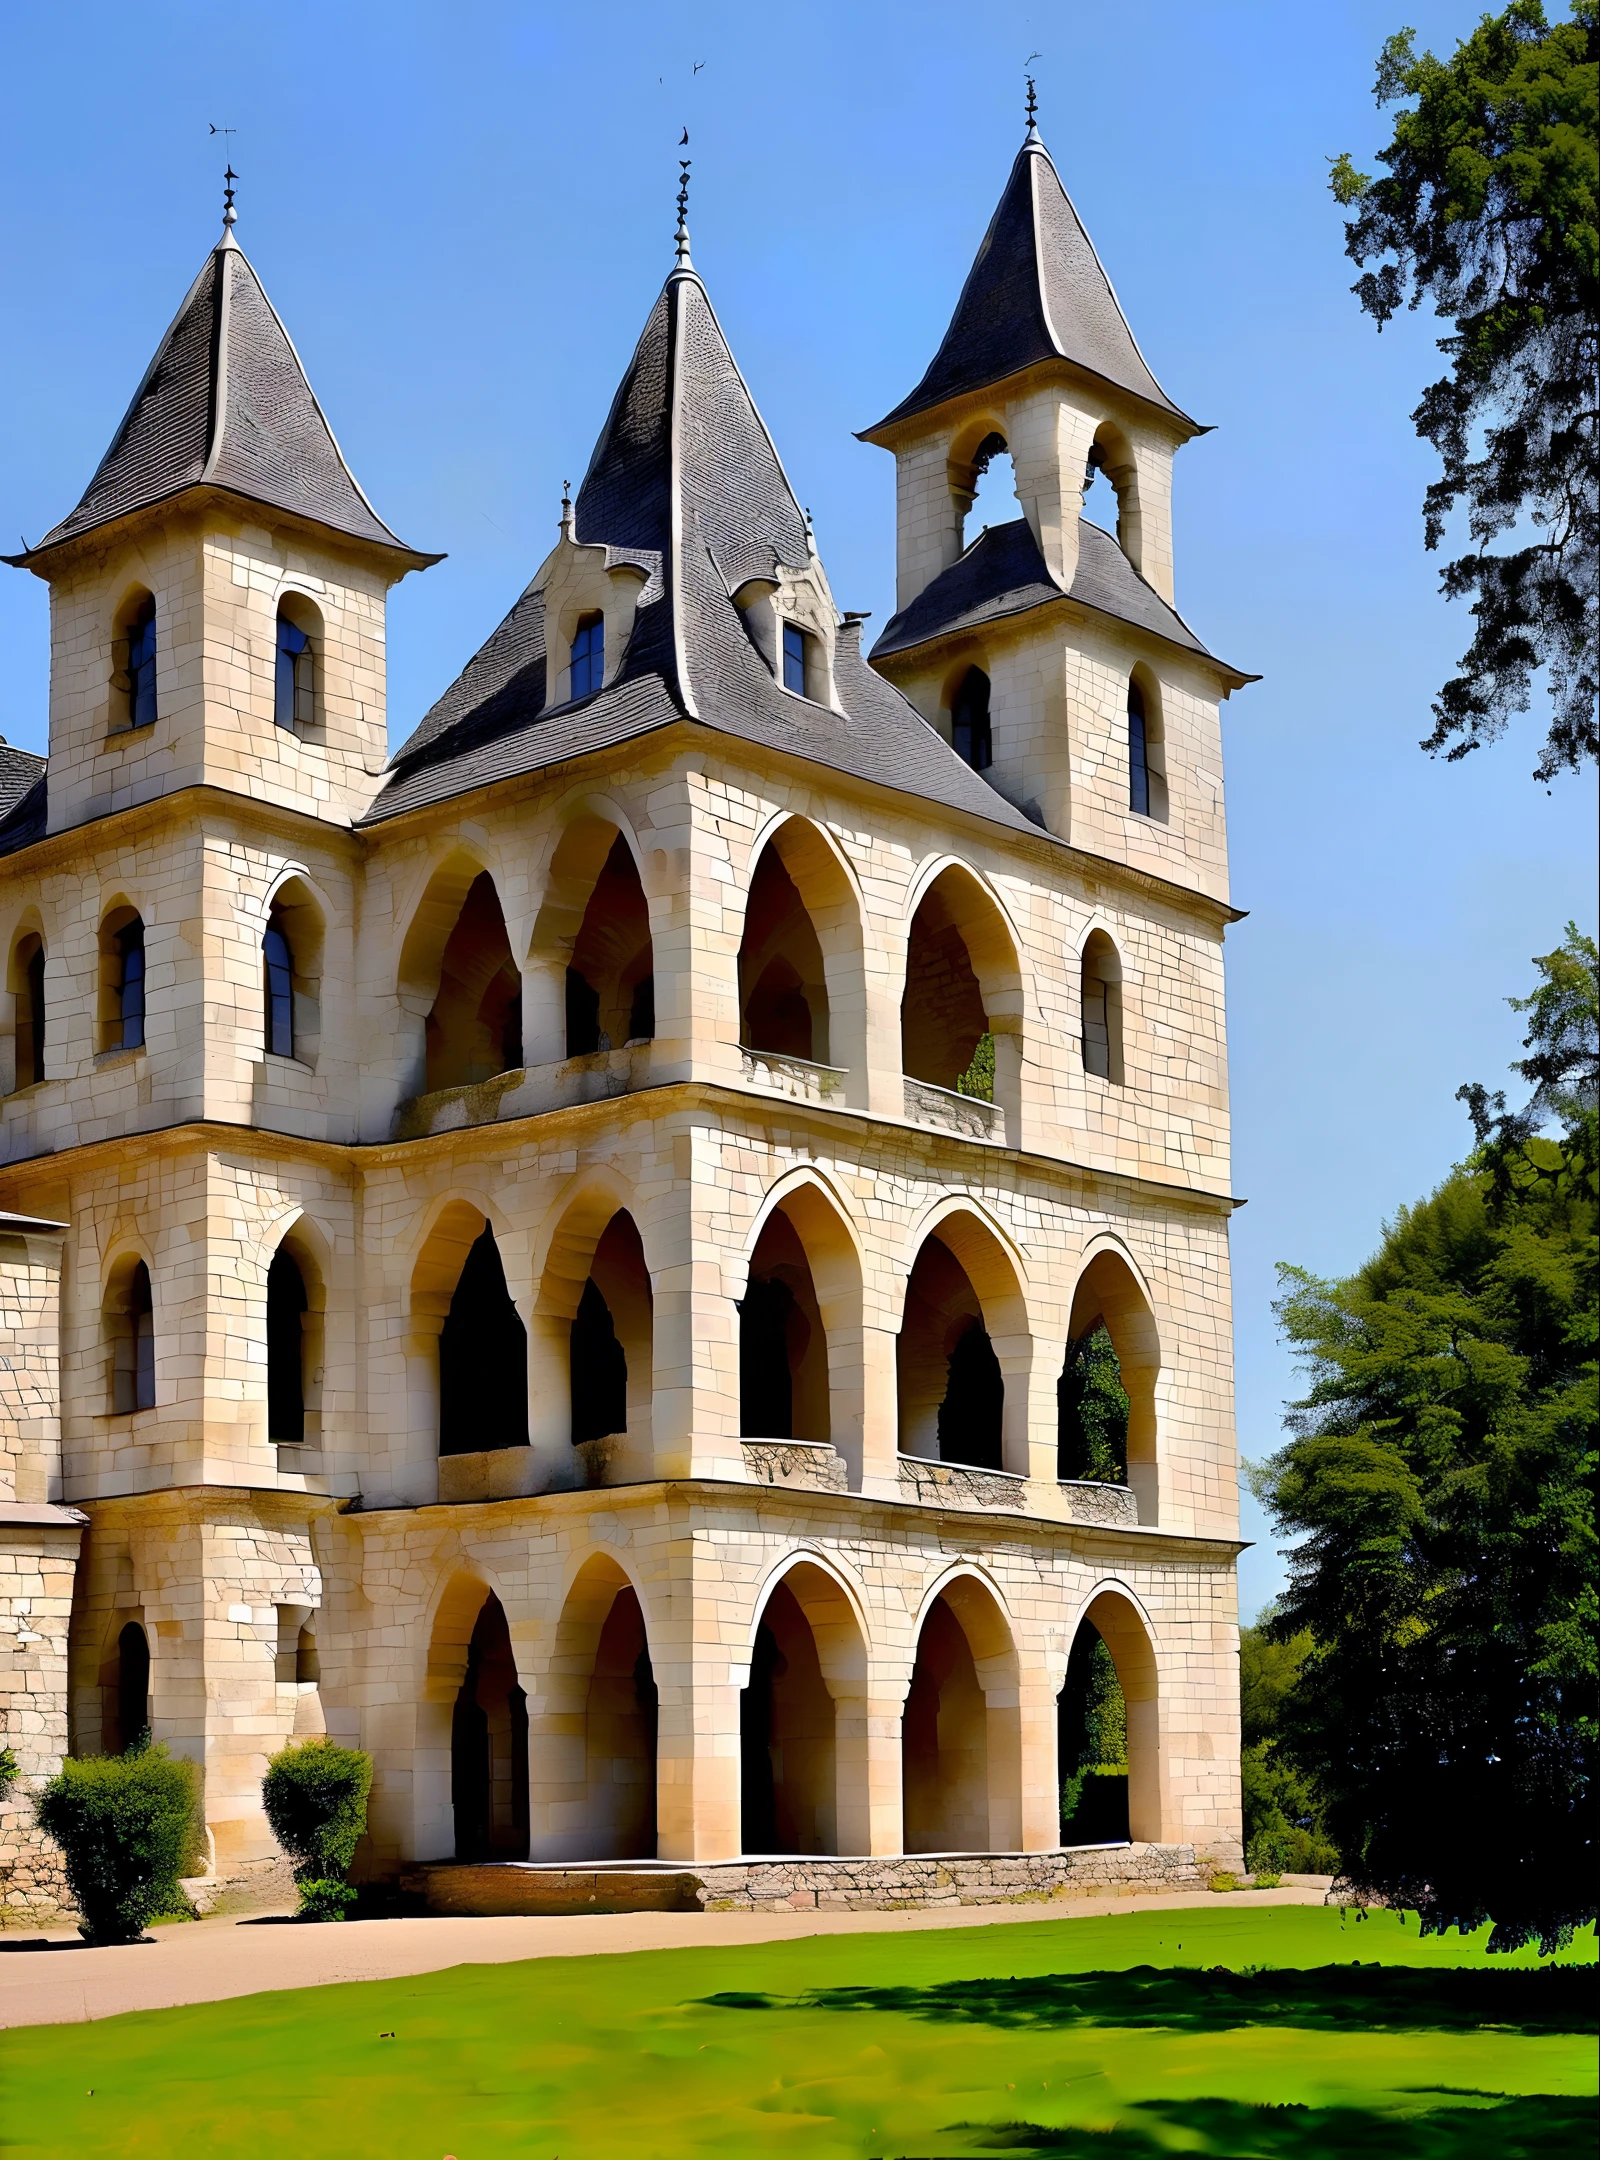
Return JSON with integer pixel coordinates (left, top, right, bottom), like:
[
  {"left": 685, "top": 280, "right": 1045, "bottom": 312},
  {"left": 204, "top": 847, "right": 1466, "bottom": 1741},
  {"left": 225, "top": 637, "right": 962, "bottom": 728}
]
[
  {"left": 896, "top": 1455, "right": 1028, "bottom": 1511},
  {"left": 740, "top": 1440, "right": 849, "bottom": 1493},
  {"left": 1056, "top": 1479, "right": 1139, "bottom": 1527},
  {"left": 393, "top": 1043, "right": 652, "bottom": 1141},
  {"left": 902, "top": 1075, "right": 1003, "bottom": 1142},
  {"left": 740, "top": 1047, "right": 847, "bottom": 1106}
]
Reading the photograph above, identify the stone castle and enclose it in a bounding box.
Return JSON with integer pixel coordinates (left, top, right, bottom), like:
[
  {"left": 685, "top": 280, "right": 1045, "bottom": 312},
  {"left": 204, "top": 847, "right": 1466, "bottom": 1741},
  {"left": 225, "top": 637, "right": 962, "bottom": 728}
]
[{"left": 0, "top": 118, "right": 1252, "bottom": 1918}]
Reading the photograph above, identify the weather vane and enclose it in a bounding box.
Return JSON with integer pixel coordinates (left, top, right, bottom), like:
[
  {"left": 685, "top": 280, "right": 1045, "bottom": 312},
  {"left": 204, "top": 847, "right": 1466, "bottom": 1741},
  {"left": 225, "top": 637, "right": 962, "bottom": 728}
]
[{"left": 675, "top": 154, "right": 692, "bottom": 266}]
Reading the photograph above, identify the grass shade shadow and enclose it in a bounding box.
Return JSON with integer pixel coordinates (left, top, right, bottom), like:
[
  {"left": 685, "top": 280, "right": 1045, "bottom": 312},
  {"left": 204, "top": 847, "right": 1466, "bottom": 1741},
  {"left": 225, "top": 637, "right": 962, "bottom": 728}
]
[
  {"left": 947, "top": 2094, "right": 1597, "bottom": 2157},
  {"left": 701, "top": 1962, "right": 1597, "bottom": 2038}
]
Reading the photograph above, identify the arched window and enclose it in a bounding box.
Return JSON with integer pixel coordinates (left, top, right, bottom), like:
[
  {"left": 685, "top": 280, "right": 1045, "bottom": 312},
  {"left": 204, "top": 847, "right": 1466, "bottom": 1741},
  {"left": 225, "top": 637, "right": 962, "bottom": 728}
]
[
  {"left": 570, "top": 1278, "right": 627, "bottom": 1444},
  {"left": 1126, "top": 675, "right": 1167, "bottom": 821},
  {"left": 438, "top": 1224, "right": 528, "bottom": 1454},
  {"left": 99, "top": 909, "right": 146, "bottom": 1052},
  {"left": 263, "top": 914, "right": 295, "bottom": 1059},
  {"left": 274, "top": 601, "right": 317, "bottom": 731},
  {"left": 115, "top": 1622, "right": 151, "bottom": 1754},
  {"left": 10, "top": 932, "right": 46, "bottom": 1089},
  {"left": 951, "top": 667, "right": 992, "bottom": 772},
  {"left": 110, "top": 1260, "right": 156, "bottom": 1414},
  {"left": 569, "top": 612, "right": 605, "bottom": 701},
  {"left": 1080, "top": 933, "right": 1124, "bottom": 1085},
  {"left": 112, "top": 593, "right": 158, "bottom": 731},
  {"left": 267, "top": 1246, "right": 309, "bottom": 1443},
  {"left": 563, "top": 836, "right": 653, "bottom": 1059},
  {"left": 739, "top": 844, "right": 830, "bottom": 1065}
]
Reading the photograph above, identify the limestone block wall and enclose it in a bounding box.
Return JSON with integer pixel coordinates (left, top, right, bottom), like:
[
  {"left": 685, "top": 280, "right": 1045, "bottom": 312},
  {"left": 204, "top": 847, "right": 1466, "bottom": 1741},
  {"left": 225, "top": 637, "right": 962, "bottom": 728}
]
[
  {"left": 39, "top": 509, "right": 396, "bottom": 836},
  {"left": 67, "top": 1490, "right": 325, "bottom": 1871},
  {"left": 0, "top": 1515, "right": 84, "bottom": 1925},
  {"left": 879, "top": 616, "right": 1231, "bottom": 908},
  {"left": 0, "top": 798, "right": 362, "bottom": 1166},
  {"left": 327, "top": 1483, "right": 1242, "bottom": 1875},
  {"left": 0, "top": 1216, "right": 66, "bottom": 1503}
]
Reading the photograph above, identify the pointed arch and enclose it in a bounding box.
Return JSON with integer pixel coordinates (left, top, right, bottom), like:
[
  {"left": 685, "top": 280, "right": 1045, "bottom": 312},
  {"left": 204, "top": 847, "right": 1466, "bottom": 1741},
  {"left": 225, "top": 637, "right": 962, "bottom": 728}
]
[
  {"left": 897, "top": 1203, "right": 1032, "bottom": 1474},
  {"left": 395, "top": 849, "right": 521, "bottom": 1097},
  {"left": 408, "top": 1199, "right": 528, "bottom": 1458},
  {"left": 737, "top": 1169, "right": 865, "bottom": 1481},
  {"left": 1059, "top": 1583, "right": 1165, "bottom": 1843},
  {"left": 530, "top": 1549, "right": 658, "bottom": 1860},
  {"left": 532, "top": 1175, "right": 654, "bottom": 1475},
  {"left": 525, "top": 809, "right": 655, "bottom": 1066},
  {"left": 902, "top": 1567, "right": 1022, "bottom": 1853},
  {"left": 5, "top": 909, "right": 47, "bottom": 1092},
  {"left": 414, "top": 1570, "right": 527, "bottom": 1862},
  {"left": 740, "top": 1554, "right": 872, "bottom": 1856},
  {"left": 262, "top": 1213, "right": 328, "bottom": 1448},
  {"left": 738, "top": 815, "right": 867, "bottom": 1088},
  {"left": 900, "top": 859, "right": 1025, "bottom": 1127},
  {"left": 1067, "top": 1244, "right": 1161, "bottom": 1522}
]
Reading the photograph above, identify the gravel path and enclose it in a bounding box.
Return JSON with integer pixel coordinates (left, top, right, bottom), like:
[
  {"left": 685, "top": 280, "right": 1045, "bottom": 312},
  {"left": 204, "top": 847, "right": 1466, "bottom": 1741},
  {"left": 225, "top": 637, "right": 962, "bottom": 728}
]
[{"left": 0, "top": 1885, "right": 1328, "bottom": 2028}]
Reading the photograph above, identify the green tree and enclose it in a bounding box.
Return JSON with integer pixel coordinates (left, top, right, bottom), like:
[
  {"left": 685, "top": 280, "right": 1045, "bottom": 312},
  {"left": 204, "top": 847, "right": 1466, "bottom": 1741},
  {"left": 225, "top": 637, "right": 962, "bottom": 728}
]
[
  {"left": 1239, "top": 1615, "right": 1341, "bottom": 1876},
  {"left": 1329, "top": 2, "right": 1598, "bottom": 780},
  {"left": 1251, "top": 931, "right": 1597, "bottom": 1952},
  {"left": 1058, "top": 1323, "right": 1130, "bottom": 1483}
]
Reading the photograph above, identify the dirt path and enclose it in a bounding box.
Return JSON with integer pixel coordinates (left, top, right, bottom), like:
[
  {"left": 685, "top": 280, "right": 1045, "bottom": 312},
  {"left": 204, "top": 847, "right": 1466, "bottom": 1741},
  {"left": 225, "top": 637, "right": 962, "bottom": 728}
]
[{"left": 0, "top": 1885, "right": 1328, "bottom": 2028}]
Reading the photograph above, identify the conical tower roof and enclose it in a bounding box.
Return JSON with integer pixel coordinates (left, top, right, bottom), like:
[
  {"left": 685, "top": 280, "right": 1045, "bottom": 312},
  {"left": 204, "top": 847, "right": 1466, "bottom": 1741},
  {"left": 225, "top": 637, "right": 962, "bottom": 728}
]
[
  {"left": 865, "top": 129, "right": 1194, "bottom": 436},
  {"left": 12, "top": 225, "right": 432, "bottom": 566},
  {"left": 375, "top": 249, "right": 1043, "bottom": 838}
]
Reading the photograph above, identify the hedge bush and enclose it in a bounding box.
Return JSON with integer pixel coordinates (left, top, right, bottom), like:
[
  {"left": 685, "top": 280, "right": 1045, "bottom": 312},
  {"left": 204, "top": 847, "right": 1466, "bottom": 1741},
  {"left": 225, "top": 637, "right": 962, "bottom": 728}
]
[
  {"left": 34, "top": 1741, "right": 201, "bottom": 1945},
  {"left": 262, "top": 1738, "right": 372, "bottom": 1920}
]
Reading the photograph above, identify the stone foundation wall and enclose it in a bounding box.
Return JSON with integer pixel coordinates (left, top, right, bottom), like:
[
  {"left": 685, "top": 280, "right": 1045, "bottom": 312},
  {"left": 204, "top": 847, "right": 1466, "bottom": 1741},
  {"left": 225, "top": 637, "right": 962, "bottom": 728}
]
[
  {"left": 402, "top": 1843, "right": 1213, "bottom": 1918},
  {"left": 0, "top": 1802, "right": 76, "bottom": 1928},
  {"left": 692, "top": 1843, "right": 1210, "bottom": 1912}
]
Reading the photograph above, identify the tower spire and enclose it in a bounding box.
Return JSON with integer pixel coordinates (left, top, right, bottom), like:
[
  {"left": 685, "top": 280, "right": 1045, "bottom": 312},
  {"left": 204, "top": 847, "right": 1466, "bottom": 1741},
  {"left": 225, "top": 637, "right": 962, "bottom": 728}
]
[{"left": 674, "top": 155, "right": 692, "bottom": 268}]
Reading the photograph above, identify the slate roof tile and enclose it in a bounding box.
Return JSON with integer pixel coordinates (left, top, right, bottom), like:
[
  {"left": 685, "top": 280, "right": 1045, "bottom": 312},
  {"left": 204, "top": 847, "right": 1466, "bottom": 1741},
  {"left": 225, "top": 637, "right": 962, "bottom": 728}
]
[{"left": 866, "top": 131, "right": 1193, "bottom": 434}]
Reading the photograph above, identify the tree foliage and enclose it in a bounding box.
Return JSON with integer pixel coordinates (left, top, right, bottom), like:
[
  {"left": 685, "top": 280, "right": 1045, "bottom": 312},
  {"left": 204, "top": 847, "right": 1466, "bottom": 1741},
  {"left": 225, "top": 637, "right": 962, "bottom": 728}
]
[
  {"left": 1330, "top": 1, "right": 1598, "bottom": 780},
  {"left": 262, "top": 1738, "right": 373, "bottom": 1921},
  {"left": 1239, "top": 1617, "right": 1341, "bottom": 1876},
  {"left": 1059, "top": 1626, "right": 1128, "bottom": 1838},
  {"left": 35, "top": 1741, "right": 201, "bottom": 1945},
  {"left": 1058, "top": 1322, "right": 1130, "bottom": 1483},
  {"left": 1252, "top": 932, "right": 1597, "bottom": 1952}
]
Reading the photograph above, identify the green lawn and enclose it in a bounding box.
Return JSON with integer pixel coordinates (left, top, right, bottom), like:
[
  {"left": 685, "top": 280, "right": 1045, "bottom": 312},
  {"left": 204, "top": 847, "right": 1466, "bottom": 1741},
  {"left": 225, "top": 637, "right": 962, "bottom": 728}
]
[{"left": 2, "top": 1904, "right": 1594, "bottom": 2158}]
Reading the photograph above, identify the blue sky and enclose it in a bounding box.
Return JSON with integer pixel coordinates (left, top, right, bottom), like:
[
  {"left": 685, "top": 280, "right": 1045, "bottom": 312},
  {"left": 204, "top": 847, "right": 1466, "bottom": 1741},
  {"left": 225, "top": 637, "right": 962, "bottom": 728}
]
[{"left": 3, "top": 2, "right": 1593, "bottom": 1617}]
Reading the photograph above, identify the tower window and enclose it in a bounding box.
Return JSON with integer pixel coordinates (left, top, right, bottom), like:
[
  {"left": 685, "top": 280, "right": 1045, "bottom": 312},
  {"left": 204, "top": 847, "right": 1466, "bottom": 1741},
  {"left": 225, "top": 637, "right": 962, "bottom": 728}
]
[
  {"left": 951, "top": 666, "right": 992, "bottom": 771},
  {"left": 274, "top": 610, "right": 314, "bottom": 730},
  {"left": 111, "top": 594, "right": 158, "bottom": 732},
  {"left": 263, "top": 916, "right": 295, "bottom": 1059},
  {"left": 1081, "top": 932, "right": 1125, "bottom": 1085},
  {"left": 569, "top": 613, "right": 604, "bottom": 700},
  {"left": 11, "top": 933, "right": 45, "bottom": 1090},
  {"left": 782, "top": 622, "right": 808, "bottom": 695},
  {"left": 267, "top": 1246, "right": 309, "bottom": 1443},
  {"left": 111, "top": 1260, "right": 156, "bottom": 1413},
  {"left": 101, "top": 911, "right": 146, "bottom": 1052},
  {"left": 1128, "top": 683, "right": 1150, "bottom": 817}
]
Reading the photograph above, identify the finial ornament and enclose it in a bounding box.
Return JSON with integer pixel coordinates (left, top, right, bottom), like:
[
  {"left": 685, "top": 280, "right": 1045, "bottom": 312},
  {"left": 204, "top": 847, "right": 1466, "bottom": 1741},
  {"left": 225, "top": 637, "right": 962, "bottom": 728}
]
[
  {"left": 1024, "top": 72, "right": 1040, "bottom": 141},
  {"left": 560, "top": 479, "right": 573, "bottom": 534},
  {"left": 674, "top": 157, "right": 692, "bottom": 267},
  {"left": 222, "top": 164, "right": 238, "bottom": 230}
]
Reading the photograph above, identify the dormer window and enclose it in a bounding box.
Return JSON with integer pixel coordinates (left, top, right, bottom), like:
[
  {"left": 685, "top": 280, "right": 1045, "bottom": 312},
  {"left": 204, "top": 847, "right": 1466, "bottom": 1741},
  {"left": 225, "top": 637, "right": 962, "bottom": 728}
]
[
  {"left": 274, "top": 610, "right": 314, "bottom": 730},
  {"left": 952, "top": 666, "right": 992, "bottom": 771},
  {"left": 570, "top": 612, "right": 605, "bottom": 700},
  {"left": 782, "top": 622, "right": 808, "bottom": 695}
]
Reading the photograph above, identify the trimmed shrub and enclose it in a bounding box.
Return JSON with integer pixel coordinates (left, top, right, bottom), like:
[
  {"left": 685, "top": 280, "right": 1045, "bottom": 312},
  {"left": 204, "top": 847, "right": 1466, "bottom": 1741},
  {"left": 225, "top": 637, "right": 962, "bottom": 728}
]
[
  {"left": 0, "top": 1744, "right": 18, "bottom": 1801},
  {"left": 262, "top": 1738, "right": 372, "bottom": 1920},
  {"left": 34, "top": 1741, "right": 201, "bottom": 1945}
]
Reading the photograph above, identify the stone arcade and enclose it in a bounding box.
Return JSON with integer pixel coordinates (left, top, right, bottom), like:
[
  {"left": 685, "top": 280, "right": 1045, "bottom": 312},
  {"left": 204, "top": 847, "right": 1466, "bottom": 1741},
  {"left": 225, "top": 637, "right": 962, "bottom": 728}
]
[{"left": 0, "top": 119, "right": 1253, "bottom": 1921}]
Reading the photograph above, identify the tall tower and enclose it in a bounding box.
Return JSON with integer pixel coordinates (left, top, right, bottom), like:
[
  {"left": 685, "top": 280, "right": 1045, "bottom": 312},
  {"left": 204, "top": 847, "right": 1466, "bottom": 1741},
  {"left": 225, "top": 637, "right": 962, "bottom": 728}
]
[{"left": 860, "top": 116, "right": 1252, "bottom": 887}]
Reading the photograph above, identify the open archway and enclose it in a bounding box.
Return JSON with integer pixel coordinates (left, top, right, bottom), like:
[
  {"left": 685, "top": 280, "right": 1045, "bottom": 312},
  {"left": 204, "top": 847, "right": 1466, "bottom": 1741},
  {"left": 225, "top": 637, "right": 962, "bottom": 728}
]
[
  {"left": 897, "top": 1212, "right": 1030, "bottom": 1473},
  {"left": 740, "top": 1560, "right": 869, "bottom": 1856},
  {"left": 900, "top": 865, "right": 1023, "bottom": 1124},
  {"left": 410, "top": 1203, "right": 528, "bottom": 1459},
  {"left": 396, "top": 854, "right": 521, "bottom": 1098},
  {"left": 1067, "top": 1250, "right": 1160, "bottom": 1520},
  {"left": 530, "top": 1553, "right": 658, "bottom": 1860},
  {"left": 1061, "top": 1589, "right": 1163, "bottom": 1844},
  {"left": 901, "top": 1574, "right": 1021, "bottom": 1853},
  {"left": 738, "top": 845, "right": 829, "bottom": 1063},
  {"left": 451, "top": 1591, "right": 529, "bottom": 1860},
  {"left": 532, "top": 1190, "right": 653, "bottom": 1479}
]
